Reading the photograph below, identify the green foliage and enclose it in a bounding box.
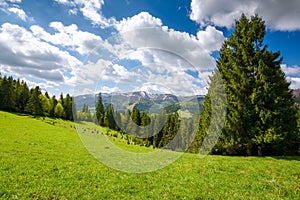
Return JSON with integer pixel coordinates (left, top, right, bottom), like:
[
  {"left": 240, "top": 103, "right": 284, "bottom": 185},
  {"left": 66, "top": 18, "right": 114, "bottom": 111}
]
[
  {"left": 96, "top": 93, "right": 105, "bottom": 126},
  {"left": 104, "top": 103, "right": 116, "bottom": 130},
  {"left": 39, "top": 94, "right": 51, "bottom": 116},
  {"left": 54, "top": 102, "right": 65, "bottom": 118},
  {"left": 76, "top": 104, "right": 92, "bottom": 122},
  {"left": 0, "top": 111, "right": 299, "bottom": 199},
  {"left": 158, "top": 113, "right": 180, "bottom": 150},
  {"left": 131, "top": 106, "right": 141, "bottom": 126},
  {"left": 15, "top": 80, "right": 30, "bottom": 112},
  {"left": 0, "top": 75, "right": 75, "bottom": 120},
  {"left": 141, "top": 112, "right": 151, "bottom": 127},
  {"left": 49, "top": 95, "right": 57, "bottom": 117},
  {"left": 63, "top": 94, "right": 73, "bottom": 120},
  {"left": 199, "top": 14, "right": 300, "bottom": 156},
  {"left": 0, "top": 76, "right": 15, "bottom": 111},
  {"left": 25, "top": 87, "right": 43, "bottom": 116}
]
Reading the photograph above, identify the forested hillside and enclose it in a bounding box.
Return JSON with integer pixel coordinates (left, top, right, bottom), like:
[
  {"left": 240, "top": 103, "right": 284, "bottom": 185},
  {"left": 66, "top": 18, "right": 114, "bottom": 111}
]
[
  {"left": 1, "top": 15, "right": 300, "bottom": 156},
  {"left": 0, "top": 75, "right": 74, "bottom": 120}
]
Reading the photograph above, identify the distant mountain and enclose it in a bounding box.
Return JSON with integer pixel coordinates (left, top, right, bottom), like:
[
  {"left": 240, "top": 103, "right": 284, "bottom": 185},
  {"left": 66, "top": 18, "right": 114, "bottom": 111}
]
[
  {"left": 292, "top": 89, "right": 300, "bottom": 104},
  {"left": 74, "top": 91, "right": 204, "bottom": 114},
  {"left": 292, "top": 89, "right": 300, "bottom": 98}
]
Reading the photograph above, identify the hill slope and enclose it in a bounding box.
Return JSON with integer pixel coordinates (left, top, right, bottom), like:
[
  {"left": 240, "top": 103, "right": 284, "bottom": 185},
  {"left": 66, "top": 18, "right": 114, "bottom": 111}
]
[{"left": 0, "top": 111, "right": 299, "bottom": 199}]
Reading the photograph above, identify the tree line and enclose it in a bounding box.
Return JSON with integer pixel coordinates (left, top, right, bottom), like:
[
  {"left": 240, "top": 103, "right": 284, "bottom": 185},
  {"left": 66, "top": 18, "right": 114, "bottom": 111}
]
[
  {"left": 1, "top": 14, "right": 299, "bottom": 156},
  {"left": 0, "top": 75, "right": 75, "bottom": 120},
  {"left": 193, "top": 15, "right": 300, "bottom": 156},
  {"left": 95, "top": 93, "right": 199, "bottom": 150},
  {"left": 92, "top": 14, "right": 299, "bottom": 156}
]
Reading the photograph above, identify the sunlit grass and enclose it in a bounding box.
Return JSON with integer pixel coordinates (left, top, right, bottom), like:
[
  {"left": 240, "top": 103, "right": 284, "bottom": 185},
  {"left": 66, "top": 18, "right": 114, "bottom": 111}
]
[{"left": 0, "top": 111, "right": 299, "bottom": 199}]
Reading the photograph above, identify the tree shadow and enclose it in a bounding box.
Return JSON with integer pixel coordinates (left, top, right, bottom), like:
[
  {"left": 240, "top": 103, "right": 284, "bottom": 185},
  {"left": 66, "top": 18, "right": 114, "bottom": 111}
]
[{"left": 271, "top": 156, "right": 300, "bottom": 161}]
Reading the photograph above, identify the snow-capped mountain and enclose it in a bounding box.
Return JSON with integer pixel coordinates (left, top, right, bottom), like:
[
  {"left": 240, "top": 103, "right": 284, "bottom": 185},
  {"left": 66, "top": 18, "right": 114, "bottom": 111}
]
[{"left": 74, "top": 91, "right": 204, "bottom": 113}]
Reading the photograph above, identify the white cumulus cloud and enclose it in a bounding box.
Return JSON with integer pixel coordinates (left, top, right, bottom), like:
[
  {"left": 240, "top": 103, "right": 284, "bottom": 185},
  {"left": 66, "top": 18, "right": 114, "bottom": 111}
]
[
  {"left": 69, "top": 11, "right": 225, "bottom": 95},
  {"left": 54, "top": 0, "right": 116, "bottom": 28},
  {"left": 115, "top": 12, "right": 225, "bottom": 70},
  {"left": 281, "top": 64, "right": 300, "bottom": 89},
  {"left": 0, "top": 23, "right": 82, "bottom": 84},
  {"left": 190, "top": 0, "right": 300, "bottom": 31},
  {"left": 7, "top": 7, "right": 27, "bottom": 21},
  {"left": 30, "top": 22, "right": 104, "bottom": 55}
]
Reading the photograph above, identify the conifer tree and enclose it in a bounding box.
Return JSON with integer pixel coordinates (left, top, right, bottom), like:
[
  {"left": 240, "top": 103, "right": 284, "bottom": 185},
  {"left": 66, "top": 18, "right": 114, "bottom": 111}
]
[
  {"left": 49, "top": 95, "right": 58, "bottom": 117},
  {"left": 0, "top": 76, "right": 15, "bottom": 111},
  {"left": 63, "top": 94, "right": 73, "bottom": 120},
  {"left": 95, "top": 93, "right": 105, "bottom": 126},
  {"left": 104, "top": 103, "right": 116, "bottom": 130},
  {"left": 25, "top": 86, "right": 43, "bottom": 116},
  {"left": 200, "top": 14, "right": 299, "bottom": 155}
]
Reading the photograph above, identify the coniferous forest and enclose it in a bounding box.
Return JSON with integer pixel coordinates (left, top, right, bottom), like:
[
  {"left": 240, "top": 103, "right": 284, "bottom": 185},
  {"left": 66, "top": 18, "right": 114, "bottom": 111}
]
[{"left": 0, "top": 15, "right": 299, "bottom": 156}]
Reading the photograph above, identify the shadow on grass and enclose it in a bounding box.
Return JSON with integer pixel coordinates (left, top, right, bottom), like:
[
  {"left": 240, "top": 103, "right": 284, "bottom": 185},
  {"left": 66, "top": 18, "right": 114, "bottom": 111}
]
[{"left": 271, "top": 156, "right": 300, "bottom": 161}]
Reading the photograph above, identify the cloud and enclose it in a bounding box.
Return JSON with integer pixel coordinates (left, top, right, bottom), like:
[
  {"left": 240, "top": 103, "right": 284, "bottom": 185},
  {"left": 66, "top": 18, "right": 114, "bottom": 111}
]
[
  {"left": 7, "top": 7, "right": 27, "bottom": 21},
  {"left": 281, "top": 64, "right": 300, "bottom": 77},
  {"left": 7, "top": 0, "right": 22, "bottom": 3},
  {"left": 100, "top": 86, "right": 122, "bottom": 93},
  {"left": 281, "top": 64, "right": 300, "bottom": 89},
  {"left": 197, "top": 26, "right": 226, "bottom": 52},
  {"left": 287, "top": 77, "right": 300, "bottom": 89},
  {"left": 0, "top": 23, "right": 82, "bottom": 84},
  {"left": 115, "top": 12, "right": 225, "bottom": 70},
  {"left": 0, "top": 0, "right": 28, "bottom": 21},
  {"left": 116, "top": 11, "right": 163, "bottom": 32},
  {"left": 54, "top": 0, "right": 116, "bottom": 27},
  {"left": 54, "top": 0, "right": 73, "bottom": 6},
  {"left": 190, "top": 0, "right": 300, "bottom": 31},
  {"left": 30, "top": 22, "right": 104, "bottom": 55},
  {"left": 8, "top": 67, "right": 65, "bottom": 82},
  {"left": 70, "top": 12, "right": 223, "bottom": 96}
]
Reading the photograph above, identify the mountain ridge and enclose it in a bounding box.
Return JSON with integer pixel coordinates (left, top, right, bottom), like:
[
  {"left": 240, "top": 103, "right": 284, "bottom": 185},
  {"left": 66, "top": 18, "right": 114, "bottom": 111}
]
[{"left": 74, "top": 91, "right": 205, "bottom": 113}]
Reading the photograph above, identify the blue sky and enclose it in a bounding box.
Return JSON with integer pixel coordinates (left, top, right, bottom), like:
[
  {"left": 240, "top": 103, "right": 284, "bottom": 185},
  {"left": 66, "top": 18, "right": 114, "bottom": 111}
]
[{"left": 0, "top": 0, "right": 300, "bottom": 96}]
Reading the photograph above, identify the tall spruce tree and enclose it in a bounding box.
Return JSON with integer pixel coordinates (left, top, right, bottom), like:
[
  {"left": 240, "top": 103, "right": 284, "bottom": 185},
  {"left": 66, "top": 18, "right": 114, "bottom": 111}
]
[
  {"left": 0, "top": 76, "right": 15, "bottom": 111},
  {"left": 200, "top": 14, "right": 299, "bottom": 156},
  {"left": 63, "top": 94, "right": 73, "bottom": 120},
  {"left": 25, "top": 86, "right": 43, "bottom": 116},
  {"left": 104, "top": 103, "right": 116, "bottom": 130},
  {"left": 95, "top": 93, "right": 105, "bottom": 126},
  {"left": 49, "top": 95, "right": 58, "bottom": 117}
]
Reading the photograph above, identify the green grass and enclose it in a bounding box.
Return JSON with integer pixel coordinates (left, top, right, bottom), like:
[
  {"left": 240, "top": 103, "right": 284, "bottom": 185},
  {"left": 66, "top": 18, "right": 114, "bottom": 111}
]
[{"left": 0, "top": 111, "right": 299, "bottom": 199}]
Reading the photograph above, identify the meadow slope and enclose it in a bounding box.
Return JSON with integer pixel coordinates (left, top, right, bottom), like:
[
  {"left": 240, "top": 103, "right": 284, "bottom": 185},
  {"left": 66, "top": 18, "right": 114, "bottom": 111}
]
[{"left": 0, "top": 111, "right": 299, "bottom": 199}]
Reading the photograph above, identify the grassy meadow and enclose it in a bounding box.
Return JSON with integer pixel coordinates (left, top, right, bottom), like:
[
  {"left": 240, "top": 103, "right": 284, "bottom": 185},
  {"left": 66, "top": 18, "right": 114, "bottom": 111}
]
[{"left": 0, "top": 111, "right": 299, "bottom": 199}]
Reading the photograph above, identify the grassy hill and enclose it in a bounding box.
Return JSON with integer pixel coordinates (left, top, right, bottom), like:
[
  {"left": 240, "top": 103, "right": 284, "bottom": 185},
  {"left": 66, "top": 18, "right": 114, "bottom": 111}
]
[{"left": 0, "top": 111, "right": 299, "bottom": 199}]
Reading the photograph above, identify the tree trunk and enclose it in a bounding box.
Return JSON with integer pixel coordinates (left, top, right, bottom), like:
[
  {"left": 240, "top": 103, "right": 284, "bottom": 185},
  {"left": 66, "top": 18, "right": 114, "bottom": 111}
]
[{"left": 258, "top": 145, "right": 263, "bottom": 156}]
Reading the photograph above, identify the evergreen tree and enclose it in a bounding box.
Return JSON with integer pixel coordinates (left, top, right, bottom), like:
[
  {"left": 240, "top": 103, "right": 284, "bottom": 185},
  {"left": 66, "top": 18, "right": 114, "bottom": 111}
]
[
  {"left": 251, "top": 51, "right": 299, "bottom": 155},
  {"left": 95, "top": 93, "right": 105, "bottom": 126},
  {"left": 82, "top": 104, "right": 89, "bottom": 113},
  {"left": 130, "top": 107, "right": 141, "bottom": 136},
  {"left": 25, "top": 86, "right": 42, "bottom": 116},
  {"left": 141, "top": 112, "right": 151, "bottom": 127},
  {"left": 104, "top": 103, "right": 116, "bottom": 130},
  {"left": 45, "top": 92, "right": 50, "bottom": 99},
  {"left": 200, "top": 14, "right": 299, "bottom": 155},
  {"left": 0, "top": 76, "right": 15, "bottom": 111},
  {"left": 159, "top": 113, "right": 180, "bottom": 150},
  {"left": 63, "top": 94, "right": 73, "bottom": 120},
  {"left": 49, "top": 95, "right": 58, "bottom": 117},
  {"left": 15, "top": 80, "right": 29, "bottom": 112},
  {"left": 114, "top": 111, "right": 121, "bottom": 131},
  {"left": 195, "top": 72, "right": 227, "bottom": 154},
  {"left": 131, "top": 107, "right": 141, "bottom": 126}
]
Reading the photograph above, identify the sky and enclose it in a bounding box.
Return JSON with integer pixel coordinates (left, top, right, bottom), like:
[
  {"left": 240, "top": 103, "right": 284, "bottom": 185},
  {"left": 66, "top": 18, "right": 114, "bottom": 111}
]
[{"left": 0, "top": 0, "right": 300, "bottom": 96}]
